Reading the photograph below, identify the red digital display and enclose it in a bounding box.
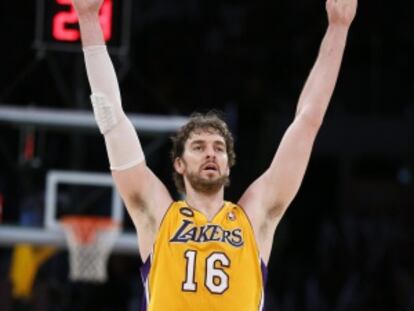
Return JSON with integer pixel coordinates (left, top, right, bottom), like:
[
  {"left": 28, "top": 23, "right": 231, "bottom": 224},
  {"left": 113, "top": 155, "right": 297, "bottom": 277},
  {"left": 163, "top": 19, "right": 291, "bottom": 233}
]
[
  {"left": 52, "top": 0, "right": 113, "bottom": 42},
  {"left": 35, "top": 0, "right": 130, "bottom": 53}
]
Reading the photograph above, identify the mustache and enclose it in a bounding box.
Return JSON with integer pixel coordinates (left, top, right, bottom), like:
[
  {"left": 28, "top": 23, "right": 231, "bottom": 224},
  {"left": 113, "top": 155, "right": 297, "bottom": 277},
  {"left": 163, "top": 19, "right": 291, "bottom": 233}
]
[
  {"left": 200, "top": 161, "right": 220, "bottom": 172},
  {"left": 187, "top": 172, "right": 230, "bottom": 194}
]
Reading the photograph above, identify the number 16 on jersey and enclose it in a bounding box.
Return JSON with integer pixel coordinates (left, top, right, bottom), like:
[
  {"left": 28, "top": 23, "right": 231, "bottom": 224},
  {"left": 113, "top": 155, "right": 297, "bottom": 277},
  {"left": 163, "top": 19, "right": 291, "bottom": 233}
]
[{"left": 182, "top": 250, "right": 231, "bottom": 295}]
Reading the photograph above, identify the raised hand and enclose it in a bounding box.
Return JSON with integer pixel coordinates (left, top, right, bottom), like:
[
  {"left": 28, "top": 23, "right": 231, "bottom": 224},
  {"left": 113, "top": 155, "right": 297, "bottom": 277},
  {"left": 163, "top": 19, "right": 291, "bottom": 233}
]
[
  {"left": 326, "top": 0, "right": 357, "bottom": 27},
  {"left": 71, "top": 0, "right": 104, "bottom": 16}
]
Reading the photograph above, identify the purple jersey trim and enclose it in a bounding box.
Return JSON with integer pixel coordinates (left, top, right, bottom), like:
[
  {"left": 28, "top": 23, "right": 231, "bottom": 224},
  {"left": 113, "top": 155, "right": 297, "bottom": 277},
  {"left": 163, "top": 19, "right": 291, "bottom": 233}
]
[
  {"left": 140, "top": 257, "right": 151, "bottom": 311},
  {"left": 261, "top": 259, "right": 268, "bottom": 286},
  {"left": 261, "top": 259, "right": 268, "bottom": 311}
]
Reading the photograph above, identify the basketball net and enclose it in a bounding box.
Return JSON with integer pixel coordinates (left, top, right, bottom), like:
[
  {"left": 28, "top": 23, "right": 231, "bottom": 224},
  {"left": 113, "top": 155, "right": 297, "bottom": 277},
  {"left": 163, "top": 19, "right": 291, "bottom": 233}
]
[{"left": 60, "top": 216, "right": 120, "bottom": 283}]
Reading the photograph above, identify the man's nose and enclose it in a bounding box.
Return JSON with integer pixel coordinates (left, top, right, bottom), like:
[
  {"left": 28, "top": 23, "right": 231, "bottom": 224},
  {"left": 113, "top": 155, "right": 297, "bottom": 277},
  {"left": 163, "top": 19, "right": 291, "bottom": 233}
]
[{"left": 205, "top": 146, "right": 216, "bottom": 158}]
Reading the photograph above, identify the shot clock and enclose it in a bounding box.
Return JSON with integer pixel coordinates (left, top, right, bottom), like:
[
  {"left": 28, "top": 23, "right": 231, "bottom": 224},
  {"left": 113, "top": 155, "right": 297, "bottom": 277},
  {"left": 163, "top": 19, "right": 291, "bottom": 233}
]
[{"left": 34, "top": 0, "right": 131, "bottom": 54}]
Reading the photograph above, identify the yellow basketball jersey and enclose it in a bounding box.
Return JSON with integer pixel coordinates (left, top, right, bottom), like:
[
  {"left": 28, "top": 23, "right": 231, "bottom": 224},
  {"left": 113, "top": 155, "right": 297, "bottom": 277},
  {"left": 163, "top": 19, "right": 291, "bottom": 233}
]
[{"left": 140, "top": 201, "right": 266, "bottom": 311}]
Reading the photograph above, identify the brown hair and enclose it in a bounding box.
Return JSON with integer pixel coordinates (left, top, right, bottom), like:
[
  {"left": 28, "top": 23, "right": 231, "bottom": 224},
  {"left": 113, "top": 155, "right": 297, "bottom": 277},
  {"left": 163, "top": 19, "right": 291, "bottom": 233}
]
[{"left": 170, "top": 111, "right": 236, "bottom": 194}]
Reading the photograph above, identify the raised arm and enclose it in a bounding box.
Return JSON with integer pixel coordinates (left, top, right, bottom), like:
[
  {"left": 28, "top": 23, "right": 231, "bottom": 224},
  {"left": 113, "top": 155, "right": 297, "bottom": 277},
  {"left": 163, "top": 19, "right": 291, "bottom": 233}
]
[
  {"left": 72, "top": 0, "right": 172, "bottom": 261},
  {"left": 239, "top": 0, "right": 357, "bottom": 263}
]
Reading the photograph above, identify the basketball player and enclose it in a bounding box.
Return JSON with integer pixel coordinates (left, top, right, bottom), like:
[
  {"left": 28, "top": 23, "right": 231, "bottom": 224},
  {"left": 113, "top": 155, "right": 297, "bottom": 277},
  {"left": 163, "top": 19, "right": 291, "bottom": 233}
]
[{"left": 71, "top": 0, "right": 357, "bottom": 309}]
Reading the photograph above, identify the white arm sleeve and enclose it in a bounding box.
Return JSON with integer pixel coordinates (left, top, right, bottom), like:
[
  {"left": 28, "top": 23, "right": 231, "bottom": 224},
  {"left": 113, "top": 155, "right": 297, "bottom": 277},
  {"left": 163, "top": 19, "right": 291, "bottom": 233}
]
[{"left": 83, "top": 45, "right": 145, "bottom": 171}]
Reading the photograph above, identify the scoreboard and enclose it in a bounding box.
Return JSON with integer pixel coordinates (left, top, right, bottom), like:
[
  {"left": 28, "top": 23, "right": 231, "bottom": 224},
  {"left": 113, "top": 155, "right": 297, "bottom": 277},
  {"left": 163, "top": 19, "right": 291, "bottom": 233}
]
[{"left": 34, "top": 0, "right": 131, "bottom": 54}]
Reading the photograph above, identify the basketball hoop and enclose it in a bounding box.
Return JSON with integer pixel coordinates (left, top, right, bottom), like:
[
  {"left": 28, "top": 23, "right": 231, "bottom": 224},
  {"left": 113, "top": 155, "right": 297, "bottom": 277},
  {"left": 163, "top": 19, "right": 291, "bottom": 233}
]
[{"left": 60, "top": 216, "right": 120, "bottom": 283}]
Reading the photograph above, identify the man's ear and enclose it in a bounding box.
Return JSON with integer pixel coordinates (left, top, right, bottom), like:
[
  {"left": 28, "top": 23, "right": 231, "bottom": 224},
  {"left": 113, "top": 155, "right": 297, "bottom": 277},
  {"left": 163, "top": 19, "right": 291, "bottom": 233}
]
[{"left": 174, "top": 157, "right": 184, "bottom": 174}]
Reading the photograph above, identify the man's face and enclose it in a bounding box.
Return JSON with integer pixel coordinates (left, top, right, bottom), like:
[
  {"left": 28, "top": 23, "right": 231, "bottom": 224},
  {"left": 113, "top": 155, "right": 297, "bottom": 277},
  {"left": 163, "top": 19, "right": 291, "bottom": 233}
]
[{"left": 175, "top": 128, "right": 230, "bottom": 193}]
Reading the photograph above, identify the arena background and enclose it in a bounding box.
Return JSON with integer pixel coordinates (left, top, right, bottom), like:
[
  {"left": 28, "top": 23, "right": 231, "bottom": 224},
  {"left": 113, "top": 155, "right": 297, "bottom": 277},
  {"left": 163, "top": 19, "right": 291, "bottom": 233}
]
[{"left": 0, "top": 0, "right": 413, "bottom": 310}]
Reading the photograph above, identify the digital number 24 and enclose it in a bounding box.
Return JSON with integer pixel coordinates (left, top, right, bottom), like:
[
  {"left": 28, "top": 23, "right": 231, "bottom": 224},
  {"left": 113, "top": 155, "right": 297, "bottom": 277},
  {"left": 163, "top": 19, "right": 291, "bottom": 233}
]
[{"left": 52, "top": 0, "right": 113, "bottom": 42}]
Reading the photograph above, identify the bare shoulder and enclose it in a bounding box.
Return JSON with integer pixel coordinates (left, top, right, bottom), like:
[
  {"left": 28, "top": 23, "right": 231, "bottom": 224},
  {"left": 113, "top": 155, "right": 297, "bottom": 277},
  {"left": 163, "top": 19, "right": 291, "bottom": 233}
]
[
  {"left": 238, "top": 177, "right": 269, "bottom": 237},
  {"left": 112, "top": 162, "right": 173, "bottom": 260},
  {"left": 112, "top": 162, "right": 172, "bottom": 229},
  {"left": 113, "top": 162, "right": 171, "bottom": 199},
  {"left": 238, "top": 173, "right": 284, "bottom": 226},
  {"left": 238, "top": 174, "right": 285, "bottom": 264}
]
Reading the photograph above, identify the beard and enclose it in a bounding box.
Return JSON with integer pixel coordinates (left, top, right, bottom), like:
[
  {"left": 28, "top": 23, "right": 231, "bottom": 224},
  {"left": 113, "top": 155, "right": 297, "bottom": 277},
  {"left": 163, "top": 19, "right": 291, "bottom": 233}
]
[{"left": 186, "top": 171, "right": 230, "bottom": 194}]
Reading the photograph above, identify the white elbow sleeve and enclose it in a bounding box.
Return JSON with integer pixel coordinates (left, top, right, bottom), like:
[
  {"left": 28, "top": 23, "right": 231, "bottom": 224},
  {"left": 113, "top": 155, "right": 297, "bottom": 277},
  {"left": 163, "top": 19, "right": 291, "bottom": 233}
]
[
  {"left": 104, "top": 116, "right": 146, "bottom": 171},
  {"left": 84, "top": 45, "right": 145, "bottom": 170},
  {"left": 90, "top": 93, "right": 118, "bottom": 135}
]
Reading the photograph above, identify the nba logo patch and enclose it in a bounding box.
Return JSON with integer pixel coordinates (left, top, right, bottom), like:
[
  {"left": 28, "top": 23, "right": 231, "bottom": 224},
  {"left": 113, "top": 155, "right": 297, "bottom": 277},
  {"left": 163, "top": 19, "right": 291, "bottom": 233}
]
[
  {"left": 227, "top": 211, "right": 236, "bottom": 221},
  {"left": 180, "top": 207, "right": 194, "bottom": 217}
]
